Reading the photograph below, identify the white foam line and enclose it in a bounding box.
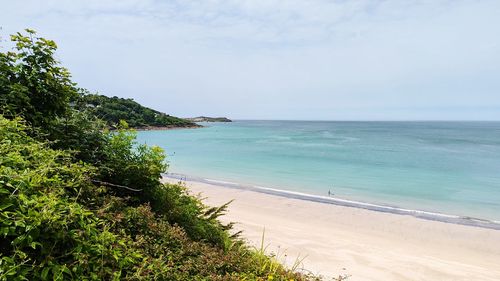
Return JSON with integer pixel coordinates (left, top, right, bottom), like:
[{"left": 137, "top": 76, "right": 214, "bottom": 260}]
[
  {"left": 253, "top": 185, "right": 460, "bottom": 219},
  {"left": 164, "top": 173, "right": 500, "bottom": 230},
  {"left": 204, "top": 178, "right": 240, "bottom": 185}
]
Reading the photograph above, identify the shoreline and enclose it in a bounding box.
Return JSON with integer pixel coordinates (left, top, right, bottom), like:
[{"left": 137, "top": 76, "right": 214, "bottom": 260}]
[
  {"left": 162, "top": 175, "right": 500, "bottom": 280},
  {"left": 134, "top": 120, "right": 234, "bottom": 131},
  {"left": 164, "top": 173, "right": 500, "bottom": 230},
  {"left": 133, "top": 124, "right": 203, "bottom": 131}
]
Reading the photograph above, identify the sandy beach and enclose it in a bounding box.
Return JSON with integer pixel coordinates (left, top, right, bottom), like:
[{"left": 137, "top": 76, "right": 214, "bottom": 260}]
[{"left": 163, "top": 177, "right": 500, "bottom": 281}]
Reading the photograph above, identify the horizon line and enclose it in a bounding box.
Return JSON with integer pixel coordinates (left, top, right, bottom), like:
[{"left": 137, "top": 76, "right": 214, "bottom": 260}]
[{"left": 187, "top": 118, "right": 500, "bottom": 122}]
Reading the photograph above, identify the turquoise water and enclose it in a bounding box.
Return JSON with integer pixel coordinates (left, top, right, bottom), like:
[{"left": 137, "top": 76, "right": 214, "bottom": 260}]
[{"left": 137, "top": 121, "right": 500, "bottom": 222}]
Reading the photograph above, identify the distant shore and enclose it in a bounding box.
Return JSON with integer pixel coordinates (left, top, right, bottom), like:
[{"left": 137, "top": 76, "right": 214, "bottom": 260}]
[
  {"left": 162, "top": 175, "right": 500, "bottom": 280},
  {"left": 185, "top": 116, "right": 232, "bottom": 122},
  {"left": 134, "top": 124, "right": 203, "bottom": 131}
]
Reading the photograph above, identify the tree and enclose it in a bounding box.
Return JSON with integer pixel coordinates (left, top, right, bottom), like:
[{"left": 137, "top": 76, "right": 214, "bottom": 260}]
[{"left": 0, "top": 29, "right": 77, "bottom": 128}]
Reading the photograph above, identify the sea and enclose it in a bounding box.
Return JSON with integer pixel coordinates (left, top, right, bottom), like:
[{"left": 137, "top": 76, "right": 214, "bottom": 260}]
[{"left": 136, "top": 121, "right": 500, "bottom": 225}]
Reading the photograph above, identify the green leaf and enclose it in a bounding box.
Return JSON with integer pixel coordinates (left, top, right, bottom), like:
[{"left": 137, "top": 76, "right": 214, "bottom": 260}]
[
  {"left": 41, "top": 267, "right": 50, "bottom": 280},
  {"left": 0, "top": 202, "right": 13, "bottom": 211},
  {"left": 0, "top": 188, "right": 10, "bottom": 194}
]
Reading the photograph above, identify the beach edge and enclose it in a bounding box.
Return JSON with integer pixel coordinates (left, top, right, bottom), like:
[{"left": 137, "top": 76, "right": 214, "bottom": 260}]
[{"left": 163, "top": 172, "right": 500, "bottom": 231}]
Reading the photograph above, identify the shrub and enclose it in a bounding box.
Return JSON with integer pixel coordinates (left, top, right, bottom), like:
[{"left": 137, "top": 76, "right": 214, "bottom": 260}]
[
  {"left": 0, "top": 116, "right": 317, "bottom": 280},
  {"left": 0, "top": 29, "right": 323, "bottom": 280},
  {"left": 0, "top": 29, "right": 77, "bottom": 129}
]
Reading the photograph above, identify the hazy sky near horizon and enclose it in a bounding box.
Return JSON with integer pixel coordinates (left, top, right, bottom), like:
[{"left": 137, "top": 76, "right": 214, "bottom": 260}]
[{"left": 1, "top": 0, "right": 500, "bottom": 120}]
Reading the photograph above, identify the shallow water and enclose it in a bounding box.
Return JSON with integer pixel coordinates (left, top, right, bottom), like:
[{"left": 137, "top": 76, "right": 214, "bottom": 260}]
[{"left": 137, "top": 121, "right": 500, "bottom": 221}]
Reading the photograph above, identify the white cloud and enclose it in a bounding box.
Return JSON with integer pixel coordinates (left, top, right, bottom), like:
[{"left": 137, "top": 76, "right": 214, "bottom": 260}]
[{"left": 1, "top": 0, "right": 500, "bottom": 120}]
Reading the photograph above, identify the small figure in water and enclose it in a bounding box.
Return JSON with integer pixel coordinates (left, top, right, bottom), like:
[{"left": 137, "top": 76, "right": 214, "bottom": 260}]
[{"left": 328, "top": 190, "right": 331, "bottom": 196}]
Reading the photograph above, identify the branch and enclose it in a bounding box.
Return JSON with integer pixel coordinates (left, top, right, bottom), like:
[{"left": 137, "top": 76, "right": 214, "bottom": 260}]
[{"left": 91, "top": 180, "right": 142, "bottom": 192}]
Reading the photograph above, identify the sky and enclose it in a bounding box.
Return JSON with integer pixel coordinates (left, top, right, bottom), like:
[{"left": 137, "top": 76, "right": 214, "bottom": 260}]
[{"left": 1, "top": 0, "right": 500, "bottom": 120}]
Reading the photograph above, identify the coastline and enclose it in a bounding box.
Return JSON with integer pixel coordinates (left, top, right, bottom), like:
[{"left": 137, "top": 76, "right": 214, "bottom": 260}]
[
  {"left": 164, "top": 173, "right": 500, "bottom": 230},
  {"left": 133, "top": 118, "right": 232, "bottom": 131},
  {"left": 162, "top": 174, "right": 500, "bottom": 280},
  {"left": 133, "top": 124, "right": 203, "bottom": 131}
]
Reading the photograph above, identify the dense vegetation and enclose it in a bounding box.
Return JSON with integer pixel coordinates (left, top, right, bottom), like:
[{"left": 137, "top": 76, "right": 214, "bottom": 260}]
[
  {"left": 73, "top": 94, "right": 199, "bottom": 129},
  {"left": 0, "top": 29, "right": 323, "bottom": 280}
]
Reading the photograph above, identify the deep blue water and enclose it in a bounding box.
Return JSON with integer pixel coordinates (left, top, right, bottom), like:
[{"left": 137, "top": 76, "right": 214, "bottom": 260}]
[{"left": 137, "top": 121, "right": 500, "bottom": 221}]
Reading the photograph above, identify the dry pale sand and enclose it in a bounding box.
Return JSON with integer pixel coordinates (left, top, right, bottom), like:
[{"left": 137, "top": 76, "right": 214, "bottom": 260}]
[{"left": 163, "top": 178, "right": 500, "bottom": 281}]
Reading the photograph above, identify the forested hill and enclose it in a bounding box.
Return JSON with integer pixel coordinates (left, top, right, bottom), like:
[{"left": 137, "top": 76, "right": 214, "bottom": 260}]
[{"left": 74, "top": 94, "right": 199, "bottom": 129}]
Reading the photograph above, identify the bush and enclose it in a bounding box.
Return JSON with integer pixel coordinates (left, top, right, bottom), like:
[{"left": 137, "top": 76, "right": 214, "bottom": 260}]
[
  {"left": 0, "top": 29, "right": 77, "bottom": 129},
  {"left": 0, "top": 116, "right": 142, "bottom": 280},
  {"left": 0, "top": 29, "right": 322, "bottom": 280},
  {"left": 0, "top": 117, "right": 316, "bottom": 280}
]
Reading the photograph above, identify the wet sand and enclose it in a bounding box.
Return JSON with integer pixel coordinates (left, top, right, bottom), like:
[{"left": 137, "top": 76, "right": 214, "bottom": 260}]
[{"left": 163, "top": 177, "right": 500, "bottom": 280}]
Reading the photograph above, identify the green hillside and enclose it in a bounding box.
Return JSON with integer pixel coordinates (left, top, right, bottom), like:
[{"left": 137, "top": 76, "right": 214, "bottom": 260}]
[{"left": 74, "top": 94, "right": 199, "bottom": 129}]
